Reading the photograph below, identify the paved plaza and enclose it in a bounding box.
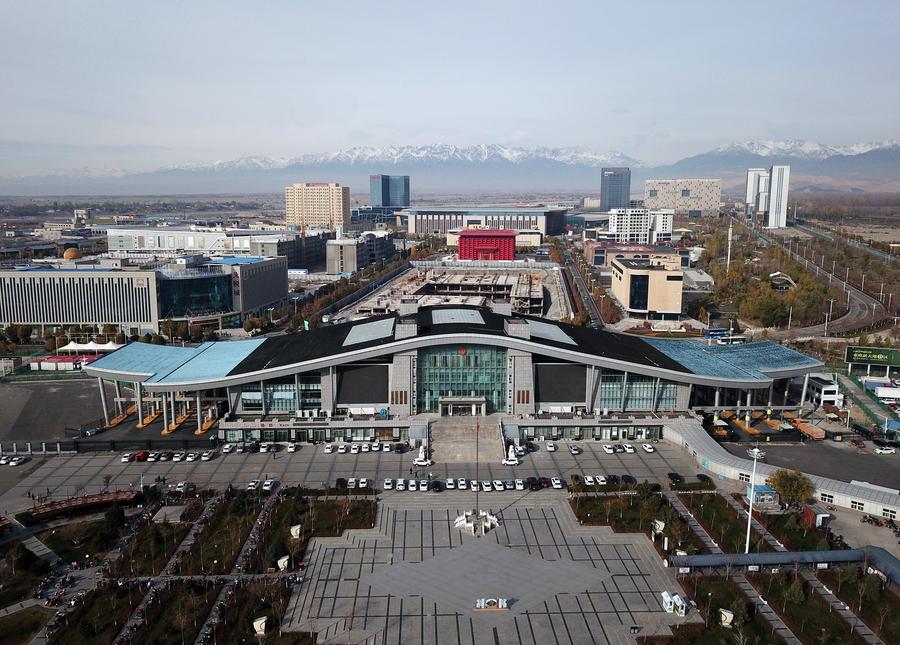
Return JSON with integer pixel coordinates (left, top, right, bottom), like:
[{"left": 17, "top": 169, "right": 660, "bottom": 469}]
[
  {"left": 283, "top": 495, "right": 702, "bottom": 644},
  {"left": 0, "top": 440, "right": 699, "bottom": 516}
]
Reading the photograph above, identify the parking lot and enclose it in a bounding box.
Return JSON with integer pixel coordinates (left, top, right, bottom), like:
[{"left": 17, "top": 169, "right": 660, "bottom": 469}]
[
  {"left": 722, "top": 439, "right": 900, "bottom": 489},
  {"left": 282, "top": 495, "right": 702, "bottom": 644},
  {"left": 0, "top": 440, "right": 699, "bottom": 516}
]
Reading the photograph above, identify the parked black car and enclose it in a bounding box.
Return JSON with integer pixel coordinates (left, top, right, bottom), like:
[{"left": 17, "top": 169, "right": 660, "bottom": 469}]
[
  {"left": 621, "top": 475, "right": 637, "bottom": 485},
  {"left": 527, "top": 477, "right": 540, "bottom": 491},
  {"left": 335, "top": 477, "right": 348, "bottom": 489},
  {"left": 667, "top": 472, "right": 684, "bottom": 484},
  {"left": 697, "top": 474, "right": 712, "bottom": 483}
]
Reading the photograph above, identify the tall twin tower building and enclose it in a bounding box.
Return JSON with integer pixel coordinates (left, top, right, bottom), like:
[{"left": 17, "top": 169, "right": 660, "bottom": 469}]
[{"left": 745, "top": 165, "right": 791, "bottom": 228}]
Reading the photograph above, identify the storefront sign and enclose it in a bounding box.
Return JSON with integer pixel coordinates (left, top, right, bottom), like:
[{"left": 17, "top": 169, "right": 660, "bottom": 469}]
[{"left": 845, "top": 346, "right": 900, "bottom": 367}]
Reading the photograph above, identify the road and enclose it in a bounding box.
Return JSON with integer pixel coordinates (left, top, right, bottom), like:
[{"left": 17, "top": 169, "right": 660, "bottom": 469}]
[
  {"left": 795, "top": 221, "right": 896, "bottom": 265},
  {"left": 562, "top": 246, "right": 603, "bottom": 327},
  {"left": 743, "top": 222, "right": 887, "bottom": 338}
]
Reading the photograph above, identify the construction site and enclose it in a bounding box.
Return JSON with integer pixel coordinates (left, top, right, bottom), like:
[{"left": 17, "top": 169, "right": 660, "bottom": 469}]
[{"left": 345, "top": 264, "right": 572, "bottom": 321}]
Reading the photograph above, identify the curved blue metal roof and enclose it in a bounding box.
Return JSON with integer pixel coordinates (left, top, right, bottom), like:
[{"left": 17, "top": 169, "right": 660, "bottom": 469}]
[{"left": 645, "top": 339, "right": 821, "bottom": 380}]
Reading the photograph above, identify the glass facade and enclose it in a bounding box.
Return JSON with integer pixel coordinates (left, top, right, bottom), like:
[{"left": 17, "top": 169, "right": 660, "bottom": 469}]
[
  {"left": 370, "top": 175, "right": 410, "bottom": 209},
  {"left": 600, "top": 167, "right": 631, "bottom": 211},
  {"left": 158, "top": 272, "right": 232, "bottom": 318},
  {"left": 628, "top": 274, "right": 649, "bottom": 311},
  {"left": 417, "top": 345, "right": 507, "bottom": 413},
  {"left": 597, "top": 370, "right": 677, "bottom": 412}
]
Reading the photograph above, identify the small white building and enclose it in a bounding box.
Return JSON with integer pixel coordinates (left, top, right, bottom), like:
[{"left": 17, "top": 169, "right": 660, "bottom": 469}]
[{"left": 794, "top": 373, "right": 844, "bottom": 407}]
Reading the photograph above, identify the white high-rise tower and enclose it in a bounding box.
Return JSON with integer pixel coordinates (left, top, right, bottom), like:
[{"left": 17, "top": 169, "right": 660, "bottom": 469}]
[{"left": 766, "top": 165, "right": 791, "bottom": 228}]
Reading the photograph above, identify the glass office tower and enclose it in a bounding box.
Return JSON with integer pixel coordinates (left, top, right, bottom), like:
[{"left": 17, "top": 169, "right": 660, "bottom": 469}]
[
  {"left": 370, "top": 175, "right": 410, "bottom": 209},
  {"left": 416, "top": 345, "right": 507, "bottom": 414},
  {"left": 600, "top": 167, "right": 631, "bottom": 211}
]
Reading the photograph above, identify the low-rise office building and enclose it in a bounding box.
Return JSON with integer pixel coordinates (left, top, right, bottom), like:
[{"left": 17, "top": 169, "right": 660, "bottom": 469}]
[
  {"left": 582, "top": 242, "right": 687, "bottom": 268},
  {"left": 106, "top": 226, "right": 330, "bottom": 270},
  {"left": 326, "top": 231, "right": 395, "bottom": 274},
  {"left": 0, "top": 255, "right": 287, "bottom": 334},
  {"left": 598, "top": 209, "right": 673, "bottom": 245},
  {"left": 610, "top": 258, "right": 683, "bottom": 319},
  {"left": 402, "top": 207, "right": 567, "bottom": 237}
]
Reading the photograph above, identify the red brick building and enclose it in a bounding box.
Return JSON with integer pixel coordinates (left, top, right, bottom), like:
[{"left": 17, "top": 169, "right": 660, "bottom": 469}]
[{"left": 457, "top": 229, "right": 517, "bottom": 261}]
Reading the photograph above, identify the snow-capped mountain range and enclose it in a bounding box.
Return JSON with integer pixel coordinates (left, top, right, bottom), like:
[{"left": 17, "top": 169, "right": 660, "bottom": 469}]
[
  {"left": 711, "top": 139, "right": 899, "bottom": 161},
  {"left": 165, "top": 144, "right": 642, "bottom": 173},
  {"left": 1, "top": 140, "right": 898, "bottom": 194}
]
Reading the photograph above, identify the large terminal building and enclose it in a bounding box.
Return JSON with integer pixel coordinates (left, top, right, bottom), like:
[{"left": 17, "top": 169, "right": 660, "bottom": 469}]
[
  {"left": 86, "top": 304, "right": 821, "bottom": 441},
  {"left": 84, "top": 305, "right": 900, "bottom": 517}
]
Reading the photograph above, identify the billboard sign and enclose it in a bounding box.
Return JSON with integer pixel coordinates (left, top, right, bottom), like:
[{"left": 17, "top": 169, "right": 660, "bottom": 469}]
[
  {"left": 704, "top": 327, "right": 729, "bottom": 338},
  {"left": 845, "top": 346, "right": 900, "bottom": 367}
]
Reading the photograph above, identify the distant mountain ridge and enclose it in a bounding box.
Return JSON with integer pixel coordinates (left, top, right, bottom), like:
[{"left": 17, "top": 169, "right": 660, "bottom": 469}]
[{"left": 1, "top": 140, "right": 898, "bottom": 195}]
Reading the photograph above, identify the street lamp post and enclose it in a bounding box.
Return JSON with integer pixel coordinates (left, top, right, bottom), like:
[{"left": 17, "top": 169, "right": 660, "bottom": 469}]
[{"left": 744, "top": 447, "right": 766, "bottom": 554}]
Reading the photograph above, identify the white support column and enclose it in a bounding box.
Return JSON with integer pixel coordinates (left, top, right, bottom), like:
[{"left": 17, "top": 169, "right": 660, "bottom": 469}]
[
  {"left": 294, "top": 374, "right": 301, "bottom": 414},
  {"left": 260, "top": 381, "right": 267, "bottom": 416},
  {"left": 170, "top": 393, "right": 176, "bottom": 426},
  {"left": 135, "top": 382, "right": 144, "bottom": 423},
  {"left": 162, "top": 392, "right": 169, "bottom": 430},
  {"left": 226, "top": 387, "right": 233, "bottom": 415},
  {"left": 744, "top": 390, "right": 752, "bottom": 424},
  {"left": 97, "top": 378, "right": 110, "bottom": 426},
  {"left": 113, "top": 381, "right": 123, "bottom": 416},
  {"left": 766, "top": 382, "right": 774, "bottom": 409},
  {"left": 651, "top": 377, "right": 661, "bottom": 412},
  {"left": 713, "top": 388, "right": 720, "bottom": 419},
  {"left": 799, "top": 374, "right": 810, "bottom": 409},
  {"left": 620, "top": 373, "right": 628, "bottom": 412},
  {"left": 196, "top": 394, "right": 202, "bottom": 433}
]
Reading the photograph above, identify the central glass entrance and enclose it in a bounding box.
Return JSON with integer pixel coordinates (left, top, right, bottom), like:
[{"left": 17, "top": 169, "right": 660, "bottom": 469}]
[{"left": 417, "top": 344, "right": 507, "bottom": 414}]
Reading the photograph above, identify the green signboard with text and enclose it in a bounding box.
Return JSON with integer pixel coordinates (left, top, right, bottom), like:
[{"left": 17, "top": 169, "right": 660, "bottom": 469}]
[{"left": 845, "top": 346, "right": 900, "bottom": 367}]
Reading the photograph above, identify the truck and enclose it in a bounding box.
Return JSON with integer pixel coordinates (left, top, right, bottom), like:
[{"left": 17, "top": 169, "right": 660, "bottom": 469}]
[{"left": 874, "top": 386, "right": 900, "bottom": 401}]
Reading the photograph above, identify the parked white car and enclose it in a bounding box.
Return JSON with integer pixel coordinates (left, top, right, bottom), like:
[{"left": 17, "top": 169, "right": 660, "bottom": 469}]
[
  {"left": 120, "top": 452, "right": 134, "bottom": 463},
  {"left": 185, "top": 452, "right": 199, "bottom": 462},
  {"left": 222, "top": 443, "right": 235, "bottom": 454},
  {"left": 359, "top": 478, "right": 369, "bottom": 489},
  {"left": 262, "top": 479, "right": 278, "bottom": 492},
  {"left": 172, "top": 451, "right": 186, "bottom": 462},
  {"left": 501, "top": 457, "right": 519, "bottom": 466},
  {"left": 623, "top": 444, "right": 636, "bottom": 454},
  {"left": 247, "top": 480, "right": 261, "bottom": 491},
  {"left": 350, "top": 444, "right": 360, "bottom": 454},
  {"left": 445, "top": 478, "right": 456, "bottom": 490},
  {"left": 546, "top": 441, "right": 558, "bottom": 452},
  {"left": 413, "top": 457, "right": 433, "bottom": 467},
  {"left": 602, "top": 444, "right": 614, "bottom": 455},
  {"left": 395, "top": 479, "right": 406, "bottom": 491},
  {"left": 8, "top": 456, "right": 28, "bottom": 467},
  {"left": 550, "top": 477, "right": 563, "bottom": 489},
  {"left": 641, "top": 443, "right": 655, "bottom": 453},
  {"left": 323, "top": 443, "right": 335, "bottom": 454},
  {"left": 584, "top": 475, "right": 596, "bottom": 486},
  {"left": 383, "top": 478, "right": 394, "bottom": 490},
  {"left": 514, "top": 479, "right": 525, "bottom": 491},
  {"left": 200, "top": 450, "right": 215, "bottom": 461},
  {"left": 457, "top": 478, "right": 468, "bottom": 490},
  {"left": 874, "top": 446, "right": 896, "bottom": 455},
  {"left": 337, "top": 444, "right": 348, "bottom": 454},
  {"left": 492, "top": 480, "right": 505, "bottom": 492},
  {"left": 287, "top": 443, "right": 297, "bottom": 453},
  {"left": 407, "top": 480, "right": 417, "bottom": 491}
]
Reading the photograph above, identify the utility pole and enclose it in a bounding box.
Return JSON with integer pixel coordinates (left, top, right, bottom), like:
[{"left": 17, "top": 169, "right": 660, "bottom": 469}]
[
  {"left": 725, "top": 221, "right": 733, "bottom": 273},
  {"left": 787, "top": 306, "right": 793, "bottom": 330}
]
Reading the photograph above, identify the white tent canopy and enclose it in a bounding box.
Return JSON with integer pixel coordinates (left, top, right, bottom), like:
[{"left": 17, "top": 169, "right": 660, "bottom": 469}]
[{"left": 58, "top": 340, "right": 124, "bottom": 353}]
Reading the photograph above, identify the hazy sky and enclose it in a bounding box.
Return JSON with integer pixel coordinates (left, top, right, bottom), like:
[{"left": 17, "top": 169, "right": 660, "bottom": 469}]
[{"left": 2, "top": 0, "right": 899, "bottom": 173}]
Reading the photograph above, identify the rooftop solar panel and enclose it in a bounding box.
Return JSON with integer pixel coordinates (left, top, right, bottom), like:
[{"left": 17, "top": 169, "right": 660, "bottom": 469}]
[
  {"left": 525, "top": 319, "right": 576, "bottom": 345},
  {"left": 431, "top": 309, "right": 485, "bottom": 326},
  {"left": 342, "top": 317, "right": 396, "bottom": 347}
]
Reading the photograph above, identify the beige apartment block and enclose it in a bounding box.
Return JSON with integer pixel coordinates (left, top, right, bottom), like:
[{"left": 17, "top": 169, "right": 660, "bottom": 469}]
[
  {"left": 644, "top": 179, "right": 721, "bottom": 217},
  {"left": 284, "top": 182, "right": 351, "bottom": 230}
]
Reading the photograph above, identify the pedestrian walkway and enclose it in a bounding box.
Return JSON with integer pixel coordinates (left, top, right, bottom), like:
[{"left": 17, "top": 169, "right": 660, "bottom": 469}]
[
  {"left": 837, "top": 374, "right": 884, "bottom": 427},
  {"left": 0, "top": 597, "right": 42, "bottom": 618},
  {"left": 723, "top": 495, "right": 885, "bottom": 644},
  {"left": 663, "top": 491, "right": 802, "bottom": 644},
  {"left": 21, "top": 535, "right": 61, "bottom": 566},
  {"left": 192, "top": 491, "right": 281, "bottom": 643}
]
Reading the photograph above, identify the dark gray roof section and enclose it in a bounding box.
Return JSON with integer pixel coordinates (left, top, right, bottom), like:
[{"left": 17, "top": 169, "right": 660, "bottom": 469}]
[{"left": 670, "top": 546, "right": 900, "bottom": 586}]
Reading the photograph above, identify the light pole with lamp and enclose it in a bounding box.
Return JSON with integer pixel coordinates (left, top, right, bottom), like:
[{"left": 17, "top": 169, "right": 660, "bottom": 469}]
[{"left": 744, "top": 447, "right": 766, "bottom": 554}]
